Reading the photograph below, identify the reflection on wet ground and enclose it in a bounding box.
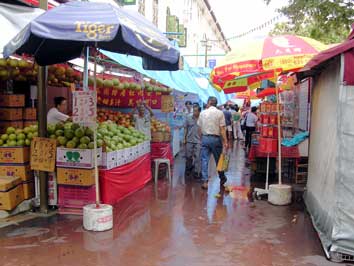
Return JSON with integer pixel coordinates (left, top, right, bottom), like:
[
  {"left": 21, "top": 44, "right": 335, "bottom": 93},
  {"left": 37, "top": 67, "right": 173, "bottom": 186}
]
[{"left": 0, "top": 142, "right": 337, "bottom": 266}]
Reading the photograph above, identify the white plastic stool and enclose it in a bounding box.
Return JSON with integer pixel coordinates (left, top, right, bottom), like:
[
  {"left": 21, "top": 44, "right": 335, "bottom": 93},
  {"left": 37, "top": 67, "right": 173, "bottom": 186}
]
[{"left": 153, "top": 158, "right": 171, "bottom": 184}]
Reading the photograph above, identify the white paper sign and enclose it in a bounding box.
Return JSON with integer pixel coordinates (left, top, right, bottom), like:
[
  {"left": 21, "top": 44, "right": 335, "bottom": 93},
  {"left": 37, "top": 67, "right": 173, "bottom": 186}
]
[{"left": 72, "top": 91, "right": 97, "bottom": 124}]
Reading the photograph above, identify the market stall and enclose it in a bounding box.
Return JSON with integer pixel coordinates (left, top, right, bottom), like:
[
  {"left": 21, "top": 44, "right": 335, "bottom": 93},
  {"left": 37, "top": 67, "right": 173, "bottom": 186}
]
[
  {"left": 210, "top": 35, "right": 326, "bottom": 203},
  {"left": 297, "top": 28, "right": 354, "bottom": 262},
  {"left": 1, "top": 1, "right": 181, "bottom": 218}
]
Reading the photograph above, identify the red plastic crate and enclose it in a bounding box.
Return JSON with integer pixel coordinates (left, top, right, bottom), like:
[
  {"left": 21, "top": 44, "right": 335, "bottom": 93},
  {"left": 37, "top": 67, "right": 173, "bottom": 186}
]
[
  {"left": 261, "top": 114, "right": 269, "bottom": 124},
  {"left": 58, "top": 185, "right": 96, "bottom": 209},
  {"left": 269, "top": 114, "right": 277, "bottom": 125},
  {"left": 281, "top": 146, "right": 300, "bottom": 158},
  {"left": 259, "top": 138, "right": 278, "bottom": 153},
  {"left": 261, "top": 126, "right": 268, "bottom": 137}
]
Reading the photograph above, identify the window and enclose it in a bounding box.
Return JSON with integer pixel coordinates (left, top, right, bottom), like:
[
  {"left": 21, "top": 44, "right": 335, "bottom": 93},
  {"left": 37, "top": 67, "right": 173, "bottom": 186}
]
[
  {"left": 138, "top": 0, "right": 145, "bottom": 15},
  {"left": 153, "top": 0, "right": 158, "bottom": 26}
]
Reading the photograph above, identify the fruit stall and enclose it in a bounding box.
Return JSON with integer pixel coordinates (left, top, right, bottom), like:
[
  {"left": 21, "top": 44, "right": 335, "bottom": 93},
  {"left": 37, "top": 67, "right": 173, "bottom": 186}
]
[
  {"left": 0, "top": 55, "right": 179, "bottom": 214},
  {"left": 249, "top": 85, "right": 310, "bottom": 187}
]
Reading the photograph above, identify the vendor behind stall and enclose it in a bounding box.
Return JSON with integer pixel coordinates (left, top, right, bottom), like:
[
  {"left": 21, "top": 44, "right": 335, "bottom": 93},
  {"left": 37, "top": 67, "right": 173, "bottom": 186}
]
[
  {"left": 47, "top": 97, "right": 70, "bottom": 125},
  {"left": 133, "top": 101, "right": 154, "bottom": 140}
]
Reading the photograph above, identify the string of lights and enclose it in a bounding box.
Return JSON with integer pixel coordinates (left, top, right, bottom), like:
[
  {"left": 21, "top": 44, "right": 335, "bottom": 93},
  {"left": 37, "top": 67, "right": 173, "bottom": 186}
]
[{"left": 208, "top": 14, "right": 283, "bottom": 43}]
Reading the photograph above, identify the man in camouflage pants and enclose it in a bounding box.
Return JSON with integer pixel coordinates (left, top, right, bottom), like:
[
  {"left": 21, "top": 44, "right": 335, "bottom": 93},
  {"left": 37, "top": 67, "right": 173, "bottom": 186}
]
[{"left": 184, "top": 105, "right": 201, "bottom": 179}]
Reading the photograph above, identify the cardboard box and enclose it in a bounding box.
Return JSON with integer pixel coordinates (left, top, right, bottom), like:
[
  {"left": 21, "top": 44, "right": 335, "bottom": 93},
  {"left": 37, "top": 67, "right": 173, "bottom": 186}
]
[
  {"left": 23, "top": 108, "right": 37, "bottom": 120},
  {"left": 56, "top": 147, "right": 102, "bottom": 169},
  {"left": 0, "top": 108, "right": 23, "bottom": 121},
  {"left": 145, "top": 141, "right": 151, "bottom": 153},
  {"left": 0, "top": 147, "right": 29, "bottom": 164},
  {"left": 135, "top": 143, "right": 142, "bottom": 158},
  {"left": 0, "top": 120, "right": 24, "bottom": 133},
  {"left": 120, "top": 148, "right": 129, "bottom": 165},
  {"left": 125, "top": 147, "right": 134, "bottom": 161},
  {"left": 142, "top": 141, "right": 150, "bottom": 154},
  {"left": 23, "top": 181, "right": 34, "bottom": 199},
  {"left": 48, "top": 172, "right": 56, "bottom": 183},
  {"left": 57, "top": 167, "right": 95, "bottom": 186},
  {"left": 100, "top": 151, "right": 117, "bottom": 170},
  {"left": 0, "top": 176, "right": 24, "bottom": 211},
  {"left": 130, "top": 146, "right": 139, "bottom": 160},
  {"left": 116, "top": 149, "right": 125, "bottom": 167},
  {"left": 0, "top": 164, "right": 33, "bottom": 181},
  {"left": 24, "top": 120, "right": 37, "bottom": 127},
  {"left": 47, "top": 172, "right": 57, "bottom": 206},
  {"left": 141, "top": 142, "right": 149, "bottom": 156},
  {"left": 0, "top": 94, "right": 25, "bottom": 107}
]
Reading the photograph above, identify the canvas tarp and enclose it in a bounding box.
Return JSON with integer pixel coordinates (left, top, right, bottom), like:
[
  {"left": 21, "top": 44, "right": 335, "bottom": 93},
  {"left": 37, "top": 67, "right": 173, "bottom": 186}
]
[
  {"left": 304, "top": 54, "right": 354, "bottom": 259},
  {"left": 0, "top": 2, "right": 43, "bottom": 55}
]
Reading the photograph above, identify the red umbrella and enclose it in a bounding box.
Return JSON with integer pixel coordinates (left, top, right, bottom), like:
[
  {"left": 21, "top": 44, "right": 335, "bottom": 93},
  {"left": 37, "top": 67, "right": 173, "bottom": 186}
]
[
  {"left": 233, "top": 89, "right": 258, "bottom": 100},
  {"left": 257, "top": 87, "right": 283, "bottom": 98}
]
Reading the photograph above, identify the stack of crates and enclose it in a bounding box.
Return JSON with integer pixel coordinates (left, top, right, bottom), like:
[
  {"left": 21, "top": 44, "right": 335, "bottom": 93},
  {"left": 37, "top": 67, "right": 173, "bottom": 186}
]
[
  {"left": 0, "top": 146, "right": 33, "bottom": 211},
  {"left": 0, "top": 94, "right": 25, "bottom": 133},
  {"left": 0, "top": 95, "right": 37, "bottom": 132},
  {"left": 23, "top": 108, "right": 37, "bottom": 127},
  {"left": 56, "top": 148, "right": 99, "bottom": 213}
]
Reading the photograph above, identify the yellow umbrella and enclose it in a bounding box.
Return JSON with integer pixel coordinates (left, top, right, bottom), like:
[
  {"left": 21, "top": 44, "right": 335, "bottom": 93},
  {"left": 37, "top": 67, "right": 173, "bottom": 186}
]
[{"left": 211, "top": 35, "right": 327, "bottom": 93}]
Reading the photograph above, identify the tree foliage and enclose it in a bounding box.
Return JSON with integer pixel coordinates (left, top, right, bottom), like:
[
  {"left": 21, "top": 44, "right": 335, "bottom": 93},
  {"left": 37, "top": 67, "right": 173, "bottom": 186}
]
[{"left": 266, "top": 0, "right": 354, "bottom": 44}]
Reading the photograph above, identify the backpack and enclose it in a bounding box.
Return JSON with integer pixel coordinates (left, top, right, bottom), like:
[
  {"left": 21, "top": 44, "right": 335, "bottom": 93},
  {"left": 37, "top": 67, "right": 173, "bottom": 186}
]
[{"left": 241, "top": 113, "right": 248, "bottom": 131}]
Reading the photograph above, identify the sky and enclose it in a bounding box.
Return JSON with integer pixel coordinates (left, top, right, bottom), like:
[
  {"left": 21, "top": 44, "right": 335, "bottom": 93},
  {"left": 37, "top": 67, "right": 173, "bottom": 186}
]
[{"left": 209, "top": 0, "right": 288, "bottom": 47}]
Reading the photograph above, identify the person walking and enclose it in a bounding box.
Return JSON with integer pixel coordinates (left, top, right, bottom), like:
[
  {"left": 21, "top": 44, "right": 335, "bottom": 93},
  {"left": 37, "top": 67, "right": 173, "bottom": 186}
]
[
  {"left": 223, "top": 104, "right": 233, "bottom": 141},
  {"left": 184, "top": 101, "right": 193, "bottom": 115},
  {"left": 245, "top": 106, "right": 258, "bottom": 151},
  {"left": 184, "top": 105, "right": 202, "bottom": 179},
  {"left": 198, "top": 97, "right": 228, "bottom": 190},
  {"left": 232, "top": 105, "right": 244, "bottom": 140}
]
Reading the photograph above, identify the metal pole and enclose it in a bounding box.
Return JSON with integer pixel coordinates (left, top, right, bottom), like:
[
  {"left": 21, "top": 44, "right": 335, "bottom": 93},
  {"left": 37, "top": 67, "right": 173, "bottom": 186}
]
[
  {"left": 204, "top": 38, "right": 208, "bottom": 68},
  {"left": 93, "top": 47, "right": 100, "bottom": 206},
  {"left": 83, "top": 47, "right": 89, "bottom": 91},
  {"left": 38, "top": 0, "right": 48, "bottom": 213},
  {"left": 266, "top": 153, "right": 269, "bottom": 190},
  {"left": 276, "top": 84, "right": 282, "bottom": 185}
]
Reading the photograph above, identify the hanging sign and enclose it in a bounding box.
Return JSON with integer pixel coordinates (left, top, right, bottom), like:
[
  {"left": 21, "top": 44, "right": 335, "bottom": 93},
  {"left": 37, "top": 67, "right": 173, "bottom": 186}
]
[
  {"left": 161, "top": 95, "right": 174, "bottom": 112},
  {"left": 72, "top": 91, "right": 97, "bottom": 124},
  {"left": 30, "top": 137, "right": 57, "bottom": 172},
  {"left": 97, "top": 88, "right": 167, "bottom": 109},
  {"left": 208, "top": 59, "right": 216, "bottom": 69}
]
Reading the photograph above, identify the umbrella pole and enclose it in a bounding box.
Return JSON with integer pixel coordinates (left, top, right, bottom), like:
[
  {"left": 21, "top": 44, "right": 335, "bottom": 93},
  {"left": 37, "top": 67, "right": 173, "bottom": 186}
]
[
  {"left": 83, "top": 47, "right": 89, "bottom": 90},
  {"left": 38, "top": 0, "right": 48, "bottom": 214},
  {"left": 93, "top": 47, "right": 100, "bottom": 207},
  {"left": 276, "top": 84, "right": 282, "bottom": 185}
]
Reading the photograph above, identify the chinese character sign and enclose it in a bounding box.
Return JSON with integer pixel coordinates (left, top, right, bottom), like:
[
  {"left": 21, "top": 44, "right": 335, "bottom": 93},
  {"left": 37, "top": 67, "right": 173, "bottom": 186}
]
[
  {"left": 73, "top": 91, "right": 97, "bottom": 124},
  {"left": 161, "top": 95, "right": 174, "bottom": 113},
  {"left": 97, "top": 88, "right": 168, "bottom": 109},
  {"left": 30, "top": 138, "right": 57, "bottom": 172}
]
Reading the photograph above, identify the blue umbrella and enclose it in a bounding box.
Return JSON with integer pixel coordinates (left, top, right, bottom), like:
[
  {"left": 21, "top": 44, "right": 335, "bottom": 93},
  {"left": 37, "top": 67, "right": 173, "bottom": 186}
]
[{"left": 3, "top": 1, "right": 180, "bottom": 70}]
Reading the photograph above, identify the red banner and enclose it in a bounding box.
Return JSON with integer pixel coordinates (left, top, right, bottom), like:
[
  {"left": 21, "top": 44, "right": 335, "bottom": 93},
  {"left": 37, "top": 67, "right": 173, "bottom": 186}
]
[
  {"left": 97, "top": 88, "right": 169, "bottom": 109},
  {"left": 99, "top": 153, "right": 152, "bottom": 205}
]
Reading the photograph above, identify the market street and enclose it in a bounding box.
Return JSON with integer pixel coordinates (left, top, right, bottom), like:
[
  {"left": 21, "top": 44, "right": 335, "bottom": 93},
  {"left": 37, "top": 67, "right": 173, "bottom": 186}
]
[{"left": 0, "top": 142, "right": 336, "bottom": 266}]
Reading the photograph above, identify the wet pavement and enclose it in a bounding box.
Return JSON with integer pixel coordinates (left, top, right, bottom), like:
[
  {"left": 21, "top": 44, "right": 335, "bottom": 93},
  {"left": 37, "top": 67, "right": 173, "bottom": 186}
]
[{"left": 0, "top": 142, "right": 340, "bottom": 266}]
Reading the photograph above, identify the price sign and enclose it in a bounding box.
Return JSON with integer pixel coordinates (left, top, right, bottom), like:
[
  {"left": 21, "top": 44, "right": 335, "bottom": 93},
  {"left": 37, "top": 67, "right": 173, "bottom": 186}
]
[
  {"left": 72, "top": 91, "right": 97, "bottom": 124},
  {"left": 161, "top": 95, "right": 174, "bottom": 113},
  {"left": 30, "top": 137, "right": 57, "bottom": 172}
]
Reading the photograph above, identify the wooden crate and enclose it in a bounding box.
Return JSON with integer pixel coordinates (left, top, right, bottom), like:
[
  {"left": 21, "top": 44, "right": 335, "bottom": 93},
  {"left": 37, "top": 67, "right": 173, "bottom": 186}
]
[
  {"left": 0, "top": 108, "right": 23, "bottom": 121},
  {"left": 23, "top": 108, "right": 37, "bottom": 120},
  {"left": 0, "top": 94, "right": 25, "bottom": 107}
]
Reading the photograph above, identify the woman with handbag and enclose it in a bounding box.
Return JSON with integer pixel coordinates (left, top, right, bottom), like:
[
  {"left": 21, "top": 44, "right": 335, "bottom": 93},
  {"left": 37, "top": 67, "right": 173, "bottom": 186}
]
[
  {"left": 244, "top": 106, "right": 258, "bottom": 151},
  {"left": 244, "top": 106, "right": 258, "bottom": 152}
]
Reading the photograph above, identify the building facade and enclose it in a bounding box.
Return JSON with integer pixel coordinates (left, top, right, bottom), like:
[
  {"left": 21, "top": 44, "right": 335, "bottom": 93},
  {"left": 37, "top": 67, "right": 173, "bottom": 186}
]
[
  {"left": 121, "top": 0, "right": 230, "bottom": 67},
  {"left": 19, "top": 0, "right": 229, "bottom": 67}
]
